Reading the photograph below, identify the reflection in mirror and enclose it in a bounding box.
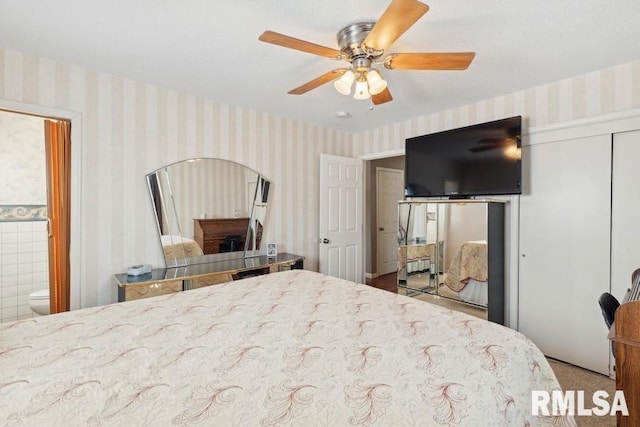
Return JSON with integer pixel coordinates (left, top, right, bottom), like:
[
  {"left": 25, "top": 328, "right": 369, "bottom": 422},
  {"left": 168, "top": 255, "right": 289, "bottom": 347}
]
[
  {"left": 397, "top": 201, "right": 488, "bottom": 313},
  {"left": 147, "top": 158, "right": 270, "bottom": 267},
  {"left": 397, "top": 202, "right": 439, "bottom": 294}
]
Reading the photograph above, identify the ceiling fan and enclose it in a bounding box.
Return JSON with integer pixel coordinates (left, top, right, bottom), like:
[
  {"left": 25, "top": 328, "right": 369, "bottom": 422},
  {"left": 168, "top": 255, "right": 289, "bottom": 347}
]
[
  {"left": 470, "top": 126, "right": 521, "bottom": 154},
  {"left": 258, "top": 0, "right": 475, "bottom": 105}
]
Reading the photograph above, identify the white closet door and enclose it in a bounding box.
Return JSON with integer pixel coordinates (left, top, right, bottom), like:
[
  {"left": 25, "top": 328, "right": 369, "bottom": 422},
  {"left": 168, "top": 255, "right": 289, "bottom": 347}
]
[
  {"left": 610, "top": 130, "right": 640, "bottom": 377},
  {"left": 519, "top": 134, "right": 611, "bottom": 375},
  {"left": 611, "top": 130, "right": 640, "bottom": 300}
]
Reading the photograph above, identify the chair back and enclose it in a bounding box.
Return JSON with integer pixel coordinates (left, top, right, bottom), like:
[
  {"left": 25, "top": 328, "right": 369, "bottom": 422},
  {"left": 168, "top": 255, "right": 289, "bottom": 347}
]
[{"left": 598, "top": 292, "right": 620, "bottom": 330}]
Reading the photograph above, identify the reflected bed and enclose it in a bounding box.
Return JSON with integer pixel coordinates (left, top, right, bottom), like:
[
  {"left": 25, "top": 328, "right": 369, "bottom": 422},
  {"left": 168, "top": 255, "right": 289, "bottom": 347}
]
[
  {"left": 443, "top": 240, "right": 488, "bottom": 307},
  {"left": 161, "top": 235, "right": 204, "bottom": 259},
  {"left": 0, "top": 270, "right": 572, "bottom": 426}
]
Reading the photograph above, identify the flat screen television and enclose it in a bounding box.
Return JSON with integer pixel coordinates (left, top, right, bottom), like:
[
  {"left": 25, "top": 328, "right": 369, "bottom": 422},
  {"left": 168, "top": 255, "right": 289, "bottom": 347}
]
[{"left": 404, "top": 116, "right": 522, "bottom": 198}]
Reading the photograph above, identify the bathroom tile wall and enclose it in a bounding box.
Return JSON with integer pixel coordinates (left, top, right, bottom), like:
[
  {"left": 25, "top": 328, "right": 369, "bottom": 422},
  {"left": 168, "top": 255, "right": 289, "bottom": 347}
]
[
  {"left": 0, "top": 221, "right": 49, "bottom": 322},
  {"left": 0, "top": 110, "right": 48, "bottom": 323}
]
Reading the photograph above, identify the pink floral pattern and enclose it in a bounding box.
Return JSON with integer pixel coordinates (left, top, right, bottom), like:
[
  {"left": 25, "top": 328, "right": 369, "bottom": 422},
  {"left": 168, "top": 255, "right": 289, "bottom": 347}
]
[
  {"left": 420, "top": 379, "right": 471, "bottom": 426},
  {"left": 345, "top": 380, "right": 392, "bottom": 426},
  {"left": 0, "top": 270, "right": 574, "bottom": 426}
]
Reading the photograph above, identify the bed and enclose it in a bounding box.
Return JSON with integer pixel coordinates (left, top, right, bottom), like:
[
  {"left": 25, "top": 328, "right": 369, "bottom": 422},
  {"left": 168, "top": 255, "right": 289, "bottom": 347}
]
[
  {"left": 0, "top": 270, "right": 573, "bottom": 426},
  {"left": 161, "top": 235, "right": 204, "bottom": 259},
  {"left": 443, "top": 240, "right": 489, "bottom": 307}
]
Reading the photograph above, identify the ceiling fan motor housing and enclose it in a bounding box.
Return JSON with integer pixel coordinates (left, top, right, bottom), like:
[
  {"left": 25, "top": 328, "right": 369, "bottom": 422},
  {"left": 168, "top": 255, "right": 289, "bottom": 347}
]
[{"left": 336, "top": 22, "right": 383, "bottom": 64}]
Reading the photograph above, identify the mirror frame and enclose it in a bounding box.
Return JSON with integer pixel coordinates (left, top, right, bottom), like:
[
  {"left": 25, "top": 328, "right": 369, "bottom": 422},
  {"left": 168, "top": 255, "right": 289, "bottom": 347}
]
[{"left": 146, "top": 158, "right": 270, "bottom": 267}]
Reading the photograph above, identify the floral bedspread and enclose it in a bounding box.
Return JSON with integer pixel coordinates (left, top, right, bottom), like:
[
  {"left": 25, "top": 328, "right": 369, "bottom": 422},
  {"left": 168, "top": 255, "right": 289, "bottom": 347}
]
[
  {"left": 0, "top": 270, "right": 573, "bottom": 426},
  {"left": 444, "top": 241, "right": 488, "bottom": 292}
]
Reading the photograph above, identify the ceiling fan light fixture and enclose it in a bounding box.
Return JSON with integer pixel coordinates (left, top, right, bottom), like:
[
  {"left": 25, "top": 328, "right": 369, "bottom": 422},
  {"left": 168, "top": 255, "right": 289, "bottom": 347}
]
[
  {"left": 353, "top": 79, "right": 371, "bottom": 100},
  {"left": 334, "top": 70, "right": 355, "bottom": 95},
  {"left": 366, "top": 69, "right": 387, "bottom": 95}
]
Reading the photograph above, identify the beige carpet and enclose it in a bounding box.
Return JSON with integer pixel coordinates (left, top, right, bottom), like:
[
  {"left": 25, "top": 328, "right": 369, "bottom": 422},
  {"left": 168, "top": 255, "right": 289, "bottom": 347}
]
[{"left": 547, "top": 359, "right": 616, "bottom": 427}]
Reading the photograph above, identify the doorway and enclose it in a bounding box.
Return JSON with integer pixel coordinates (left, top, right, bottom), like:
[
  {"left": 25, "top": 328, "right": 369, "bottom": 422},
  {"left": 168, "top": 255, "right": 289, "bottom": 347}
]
[
  {"left": 376, "top": 167, "right": 404, "bottom": 276},
  {"left": 0, "top": 107, "right": 74, "bottom": 321},
  {"left": 364, "top": 155, "right": 404, "bottom": 279}
]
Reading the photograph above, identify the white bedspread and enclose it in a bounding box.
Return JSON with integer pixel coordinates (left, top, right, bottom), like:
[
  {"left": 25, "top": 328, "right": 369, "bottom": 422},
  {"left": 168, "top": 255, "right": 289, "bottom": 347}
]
[{"left": 0, "top": 270, "right": 573, "bottom": 426}]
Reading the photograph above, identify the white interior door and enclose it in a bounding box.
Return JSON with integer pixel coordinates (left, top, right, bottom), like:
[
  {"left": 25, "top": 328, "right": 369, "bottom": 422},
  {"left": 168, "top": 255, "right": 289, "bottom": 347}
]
[
  {"left": 518, "top": 134, "right": 611, "bottom": 375},
  {"left": 319, "top": 154, "right": 364, "bottom": 283},
  {"left": 377, "top": 167, "right": 404, "bottom": 276}
]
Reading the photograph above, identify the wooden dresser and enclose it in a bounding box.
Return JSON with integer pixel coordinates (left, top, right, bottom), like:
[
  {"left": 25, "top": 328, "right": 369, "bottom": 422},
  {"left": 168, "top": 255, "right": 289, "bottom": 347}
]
[
  {"left": 193, "top": 218, "right": 250, "bottom": 254},
  {"left": 115, "top": 253, "right": 304, "bottom": 302}
]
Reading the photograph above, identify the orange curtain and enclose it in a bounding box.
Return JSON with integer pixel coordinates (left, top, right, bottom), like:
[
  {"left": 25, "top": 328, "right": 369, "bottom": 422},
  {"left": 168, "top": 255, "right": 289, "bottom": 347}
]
[{"left": 44, "top": 119, "right": 72, "bottom": 313}]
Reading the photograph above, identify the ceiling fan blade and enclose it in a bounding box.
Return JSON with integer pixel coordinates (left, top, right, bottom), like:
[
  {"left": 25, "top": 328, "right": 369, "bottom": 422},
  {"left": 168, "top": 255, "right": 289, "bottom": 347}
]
[
  {"left": 288, "top": 69, "right": 347, "bottom": 95},
  {"left": 469, "top": 140, "right": 512, "bottom": 153},
  {"left": 384, "top": 52, "right": 476, "bottom": 70},
  {"left": 364, "top": 0, "right": 429, "bottom": 51},
  {"left": 477, "top": 138, "right": 508, "bottom": 145},
  {"left": 371, "top": 87, "right": 393, "bottom": 105},
  {"left": 259, "top": 31, "right": 342, "bottom": 59}
]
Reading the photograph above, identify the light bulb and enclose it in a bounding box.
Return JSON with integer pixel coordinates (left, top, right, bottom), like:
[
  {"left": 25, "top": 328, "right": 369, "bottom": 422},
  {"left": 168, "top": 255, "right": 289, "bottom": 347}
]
[
  {"left": 334, "top": 70, "right": 355, "bottom": 95},
  {"left": 353, "top": 80, "right": 371, "bottom": 100},
  {"left": 366, "top": 69, "right": 387, "bottom": 95}
]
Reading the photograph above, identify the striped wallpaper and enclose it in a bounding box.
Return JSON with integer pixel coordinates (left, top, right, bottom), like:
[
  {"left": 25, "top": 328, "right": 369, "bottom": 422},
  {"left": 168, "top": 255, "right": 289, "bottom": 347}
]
[
  {"left": 2, "top": 44, "right": 640, "bottom": 309},
  {"left": 0, "top": 47, "right": 351, "bottom": 308},
  {"left": 352, "top": 60, "right": 640, "bottom": 156}
]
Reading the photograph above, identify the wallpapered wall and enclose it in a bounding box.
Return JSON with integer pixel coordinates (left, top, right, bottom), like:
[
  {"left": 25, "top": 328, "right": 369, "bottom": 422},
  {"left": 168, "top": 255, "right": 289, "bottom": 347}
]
[
  {"left": 2, "top": 43, "right": 640, "bottom": 309},
  {"left": 351, "top": 60, "right": 640, "bottom": 155},
  {"left": 0, "top": 47, "right": 351, "bottom": 308},
  {"left": 0, "top": 110, "right": 46, "bottom": 206}
]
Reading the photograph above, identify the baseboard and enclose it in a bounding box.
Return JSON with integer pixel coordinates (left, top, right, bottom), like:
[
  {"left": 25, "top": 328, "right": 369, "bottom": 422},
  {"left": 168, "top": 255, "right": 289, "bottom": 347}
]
[{"left": 365, "top": 272, "right": 379, "bottom": 279}]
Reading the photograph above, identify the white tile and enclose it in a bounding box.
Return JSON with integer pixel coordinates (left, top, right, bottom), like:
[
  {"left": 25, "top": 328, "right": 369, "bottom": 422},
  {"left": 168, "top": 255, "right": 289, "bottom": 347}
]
[
  {"left": 17, "top": 294, "right": 30, "bottom": 305},
  {"left": 16, "top": 222, "right": 33, "bottom": 232},
  {"left": 17, "top": 231, "right": 34, "bottom": 243},
  {"left": 33, "top": 241, "right": 48, "bottom": 252},
  {"left": 2, "top": 307, "right": 18, "bottom": 322},
  {"left": 33, "top": 262, "right": 48, "bottom": 273},
  {"left": 18, "top": 305, "right": 35, "bottom": 319},
  {"left": 32, "top": 221, "right": 47, "bottom": 232},
  {"left": 18, "top": 251, "right": 33, "bottom": 264},
  {"left": 2, "top": 297, "right": 18, "bottom": 309},
  {"left": 1, "top": 253, "right": 18, "bottom": 265},
  {"left": 2, "top": 232, "right": 18, "bottom": 244},
  {"left": 18, "top": 264, "right": 33, "bottom": 276},
  {"left": 17, "top": 242, "right": 33, "bottom": 253},
  {"left": 33, "top": 270, "right": 48, "bottom": 283},
  {"left": 31, "top": 285, "right": 48, "bottom": 294},
  {"left": 1, "top": 242, "right": 18, "bottom": 255},
  {"left": 32, "top": 251, "right": 48, "bottom": 263},
  {"left": 2, "top": 265, "right": 18, "bottom": 277},
  {"left": 2, "top": 285, "right": 18, "bottom": 297},
  {"left": 1, "top": 223, "right": 18, "bottom": 233}
]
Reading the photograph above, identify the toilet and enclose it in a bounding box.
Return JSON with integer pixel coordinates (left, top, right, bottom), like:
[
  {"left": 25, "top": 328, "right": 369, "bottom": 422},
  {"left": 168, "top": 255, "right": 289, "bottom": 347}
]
[{"left": 29, "top": 289, "right": 50, "bottom": 315}]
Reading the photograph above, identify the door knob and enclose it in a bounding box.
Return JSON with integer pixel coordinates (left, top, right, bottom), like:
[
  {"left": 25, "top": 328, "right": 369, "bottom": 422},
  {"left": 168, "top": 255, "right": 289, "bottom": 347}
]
[{"left": 322, "top": 238, "right": 330, "bottom": 244}]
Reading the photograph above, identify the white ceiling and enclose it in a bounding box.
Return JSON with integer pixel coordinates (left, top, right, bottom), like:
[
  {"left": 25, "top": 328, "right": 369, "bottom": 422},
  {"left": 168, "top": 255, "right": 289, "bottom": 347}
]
[{"left": 2, "top": 0, "right": 640, "bottom": 132}]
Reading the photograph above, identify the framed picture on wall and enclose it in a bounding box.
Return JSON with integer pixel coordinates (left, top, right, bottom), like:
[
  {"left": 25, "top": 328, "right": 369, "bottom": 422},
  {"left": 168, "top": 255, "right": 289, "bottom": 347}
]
[{"left": 266, "top": 242, "right": 277, "bottom": 257}]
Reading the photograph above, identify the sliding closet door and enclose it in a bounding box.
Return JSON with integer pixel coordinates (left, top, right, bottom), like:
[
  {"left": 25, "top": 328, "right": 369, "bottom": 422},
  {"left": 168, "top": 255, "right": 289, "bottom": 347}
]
[
  {"left": 519, "top": 135, "right": 611, "bottom": 375},
  {"left": 610, "top": 130, "right": 640, "bottom": 377},
  {"left": 611, "top": 131, "right": 640, "bottom": 305}
]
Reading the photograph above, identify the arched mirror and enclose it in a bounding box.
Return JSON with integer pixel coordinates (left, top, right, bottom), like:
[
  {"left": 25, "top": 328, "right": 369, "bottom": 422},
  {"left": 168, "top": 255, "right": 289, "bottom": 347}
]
[{"left": 146, "top": 158, "right": 270, "bottom": 267}]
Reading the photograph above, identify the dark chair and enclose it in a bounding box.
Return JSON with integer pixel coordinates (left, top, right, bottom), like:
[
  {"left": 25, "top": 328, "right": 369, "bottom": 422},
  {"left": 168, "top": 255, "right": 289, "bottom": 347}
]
[
  {"left": 599, "top": 292, "right": 620, "bottom": 329},
  {"left": 219, "top": 235, "right": 242, "bottom": 253},
  {"left": 599, "top": 292, "right": 620, "bottom": 356}
]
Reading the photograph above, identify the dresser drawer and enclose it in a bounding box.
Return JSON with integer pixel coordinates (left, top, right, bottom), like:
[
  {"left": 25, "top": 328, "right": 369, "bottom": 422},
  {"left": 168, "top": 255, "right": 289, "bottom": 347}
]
[
  {"left": 189, "top": 272, "right": 234, "bottom": 289},
  {"left": 123, "top": 280, "right": 183, "bottom": 301}
]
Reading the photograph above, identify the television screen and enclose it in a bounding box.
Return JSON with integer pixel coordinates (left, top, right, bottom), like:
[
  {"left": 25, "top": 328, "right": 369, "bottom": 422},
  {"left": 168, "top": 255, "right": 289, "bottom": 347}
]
[{"left": 405, "top": 116, "right": 522, "bottom": 198}]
